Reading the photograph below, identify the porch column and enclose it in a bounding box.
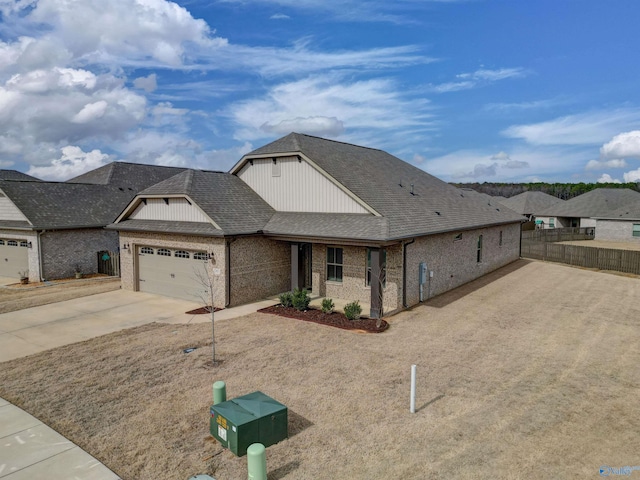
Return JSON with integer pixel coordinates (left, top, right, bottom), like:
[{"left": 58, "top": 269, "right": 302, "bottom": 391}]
[
  {"left": 370, "top": 247, "right": 383, "bottom": 319},
  {"left": 291, "top": 243, "right": 301, "bottom": 291}
]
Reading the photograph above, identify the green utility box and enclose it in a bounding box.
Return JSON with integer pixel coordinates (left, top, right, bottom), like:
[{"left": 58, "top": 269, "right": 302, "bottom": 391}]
[{"left": 210, "top": 391, "right": 288, "bottom": 457}]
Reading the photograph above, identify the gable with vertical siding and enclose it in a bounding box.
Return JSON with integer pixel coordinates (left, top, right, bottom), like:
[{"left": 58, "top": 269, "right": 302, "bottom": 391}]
[
  {"left": 237, "top": 156, "right": 370, "bottom": 214},
  {"left": 0, "top": 192, "right": 29, "bottom": 222},
  {"left": 129, "top": 197, "right": 211, "bottom": 223}
]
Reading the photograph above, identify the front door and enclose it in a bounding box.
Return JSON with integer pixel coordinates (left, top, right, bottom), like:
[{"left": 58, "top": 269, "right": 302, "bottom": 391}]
[{"left": 301, "top": 243, "right": 312, "bottom": 290}]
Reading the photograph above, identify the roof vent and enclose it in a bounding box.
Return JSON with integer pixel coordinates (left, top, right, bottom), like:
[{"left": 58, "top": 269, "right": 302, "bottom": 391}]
[
  {"left": 435, "top": 211, "right": 441, "bottom": 216},
  {"left": 410, "top": 184, "right": 415, "bottom": 195}
]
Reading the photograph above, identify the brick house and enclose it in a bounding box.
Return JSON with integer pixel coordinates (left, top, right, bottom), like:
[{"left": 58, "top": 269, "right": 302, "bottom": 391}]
[
  {"left": 111, "top": 133, "right": 523, "bottom": 317},
  {"left": 536, "top": 188, "right": 640, "bottom": 230},
  {"left": 0, "top": 163, "right": 185, "bottom": 281}
]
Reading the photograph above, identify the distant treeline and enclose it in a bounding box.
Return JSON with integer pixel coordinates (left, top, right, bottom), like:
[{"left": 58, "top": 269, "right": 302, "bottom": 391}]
[{"left": 452, "top": 182, "right": 640, "bottom": 200}]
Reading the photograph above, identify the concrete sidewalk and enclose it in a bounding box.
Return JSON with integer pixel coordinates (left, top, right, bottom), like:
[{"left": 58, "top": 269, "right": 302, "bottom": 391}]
[{"left": 0, "top": 398, "right": 120, "bottom": 479}]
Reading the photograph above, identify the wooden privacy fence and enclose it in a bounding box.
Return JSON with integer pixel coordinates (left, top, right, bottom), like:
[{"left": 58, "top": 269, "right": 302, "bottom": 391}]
[
  {"left": 522, "top": 227, "right": 595, "bottom": 243},
  {"left": 521, "top": 242, "right": 640, "bottom": 275},
  {"left": 97, "top": 250, "right": 120, "bottom": 277}
]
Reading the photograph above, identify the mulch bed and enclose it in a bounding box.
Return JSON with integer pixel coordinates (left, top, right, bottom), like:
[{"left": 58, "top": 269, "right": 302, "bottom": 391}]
[
  {"left": 258, "top": 304, "right": 389, "bottom": 333},
  {"left": 185, "top": 306, "right": 223, "bottom": 315}
]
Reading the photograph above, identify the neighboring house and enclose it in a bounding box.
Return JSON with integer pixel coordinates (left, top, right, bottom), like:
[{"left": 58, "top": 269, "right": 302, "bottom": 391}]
[
  {"left": 536, "top": 188, "right": 640, "bottom": 229},
  {"left": 111, "top": 133, "right": 524, "bottom": 318},
  {"left": 495, "top": 191, "right": 564, "bottom": 224},
  {"left": 0, "top": 163, "right": 186, "bottom": 281},
  {"left": 593, "top": 201, "right": 640, "bottom": 242}
]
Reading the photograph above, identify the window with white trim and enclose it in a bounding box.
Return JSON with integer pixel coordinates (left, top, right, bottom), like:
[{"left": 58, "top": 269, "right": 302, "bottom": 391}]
[
  {"left": 140, "top": 247, "right": 154, "bottom": 254},
  {"left": 633, "top": 224, "right": 640, "bottom": 237},
  {"left": 174, "top": 250, "right": 190, "bottom": 259},
  {"left": 193, "top": 252, "right": 208, "bottom": 260},
  {"left": 7, "top": 240, "right": 17, "bottom": 246},
  {"left": 326, "top": 247, "right": 343, "bottom": 282},
  {"left": 477, "top": 235, "right": 483, "bottom": 263},
  {"left": 20, "top": 241, "right": 28, "bottom": 247},
  {"left": 157, "top": 248, "right": 171, "bottom": 256}
]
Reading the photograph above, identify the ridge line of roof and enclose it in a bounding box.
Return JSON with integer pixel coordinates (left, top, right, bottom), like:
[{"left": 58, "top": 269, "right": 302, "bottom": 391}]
[{"left": 292, "top": 132, "right": 388, "bottom": 154}]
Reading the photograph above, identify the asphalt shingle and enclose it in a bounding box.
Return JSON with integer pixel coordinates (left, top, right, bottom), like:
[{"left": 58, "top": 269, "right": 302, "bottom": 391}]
[{"left": 537, "top": 188, "right": 640, "bottom": 218}]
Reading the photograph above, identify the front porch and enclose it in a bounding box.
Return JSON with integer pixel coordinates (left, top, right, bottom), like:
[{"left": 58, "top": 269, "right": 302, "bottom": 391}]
[{"left": 288, "top": 241, "right": 400, "bottom": 318}]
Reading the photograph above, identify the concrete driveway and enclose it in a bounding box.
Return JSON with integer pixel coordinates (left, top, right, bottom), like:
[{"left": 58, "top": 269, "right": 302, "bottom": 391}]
[
  {"left": 0, "top": 290, "right": 204, "bottom": 363},
  {"left": 0, "top": 289, "right": 279, "bottom": 363}
]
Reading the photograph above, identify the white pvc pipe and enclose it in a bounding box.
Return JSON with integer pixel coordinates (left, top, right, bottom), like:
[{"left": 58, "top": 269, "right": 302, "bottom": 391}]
[{"left": 410, "top": 364, "right": 417, "bottom": 413}]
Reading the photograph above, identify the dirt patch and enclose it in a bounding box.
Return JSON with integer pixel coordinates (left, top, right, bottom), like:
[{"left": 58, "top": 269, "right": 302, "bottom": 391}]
[
  {"left": 258, "top": 304, "right": 389, "bottom": 333},
  {"left": 185, "top": 306, "right": 223, "bottom": 315},
  {"left": 0, "top": 277, "right": 121, "bottom": 314},
  {"left": 0, "top": 260, "right": 639, "bottom": 479}
]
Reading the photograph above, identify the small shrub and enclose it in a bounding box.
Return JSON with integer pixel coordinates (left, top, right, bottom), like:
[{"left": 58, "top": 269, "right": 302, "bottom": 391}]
[
  {"left": 279, "top": 291, "right": 293, "bottom": 308},
  {"left": 344, "top": 300, "right": 362, "bottom": 320},
  {"left": 291, "top": 288, "right": 311, "bottom": 311},
  {"left": 321, "top": 298, "right": 334, "bottom": 314}
]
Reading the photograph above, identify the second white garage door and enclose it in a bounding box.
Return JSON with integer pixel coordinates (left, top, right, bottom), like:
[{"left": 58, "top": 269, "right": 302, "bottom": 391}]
[
  {"left": 0, "top": 239, "right": 29, "bottom": 279},
  {"left": 137, "top": 246, "right": 210, "bottom": 302}
]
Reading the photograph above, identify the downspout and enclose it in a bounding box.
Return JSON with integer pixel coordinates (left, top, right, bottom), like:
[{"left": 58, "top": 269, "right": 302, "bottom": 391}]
[
  {"left": 37, "top": 230, "right": 46, "bottom": 282},
  {"left": 225, "top": 239, "right": 231, "bottom": 308},
  {"left": 402, "top": 238, "right": 415, "bottom": 308}
]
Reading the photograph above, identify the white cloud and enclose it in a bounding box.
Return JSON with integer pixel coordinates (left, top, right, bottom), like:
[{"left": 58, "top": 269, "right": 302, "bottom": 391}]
[
  {"left": 600, "top": 130, "right": 640, "bottom": 159},
  {"left": 504, "top": 160, "right": 529, "bottom": 169},
  {"left": 412, "top": 153, "right": 426, "bottom": 164},
  {"left": 270, "top": 13, "right": 291, "bottom": 20},
  {"left": 491, "top": 151, "right": 510, "bottom": 161},
  {"left": 133, "top": 73, "right": 157, "bottom": 92},
  {"left": 229, "top": 74, "right": 433, "bottom": 141},
  {"left": 452, "top": 162, "right": 498, "bottom": 179},
  {"left": 502, "top": 109, "right": 640, "bottom": 146},
  {"left": 72, "top": 100, "right": 108, "bottom": 123},
  {"left": 597, "top": 173, "right": 621, "bottom": 184},
  {"left": 427, "top": 67, "right": 526, "bottom": 93},
  {"left": 261, "top": 116, "right": 344, "bottom": 137},
  {"left": 585, "top": 158, "right": 628, "bottom": 170},
  {"left": 26, "top": 145, "right": 110, "bottom": 180},
  {"left": 623, "top": 169, "right": 640, "bottom": 183}
]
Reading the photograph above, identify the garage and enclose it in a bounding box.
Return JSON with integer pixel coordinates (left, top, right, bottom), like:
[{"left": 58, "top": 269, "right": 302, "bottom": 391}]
[
  {"left": 0, "top": 239, "right": 29, "bottom": 279},
  {"left": 137, "top": 246, "right": 210, "bottom": 302}
]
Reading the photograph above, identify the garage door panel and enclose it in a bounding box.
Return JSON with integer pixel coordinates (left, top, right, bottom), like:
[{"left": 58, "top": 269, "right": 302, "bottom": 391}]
[
  {"left": 138, "top": 248, "right": 210, "bottom": 302},
  {"left": 0, "top": 239, "right": 29, "bottom": 279}
]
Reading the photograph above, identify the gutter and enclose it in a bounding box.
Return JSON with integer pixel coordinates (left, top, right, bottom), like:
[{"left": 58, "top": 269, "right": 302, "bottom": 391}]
[{"left": 402, "top": 238, "right": 415, "bottom": 308}]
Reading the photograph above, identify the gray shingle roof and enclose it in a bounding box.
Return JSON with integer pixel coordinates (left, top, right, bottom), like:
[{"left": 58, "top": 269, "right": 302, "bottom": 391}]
[
  {"left": 66, "top": 162, "right": 186, "bottom": 191},
  {"left": 263, "top": 213, "right": 389, "bottom": 241},
  {"left": 0, "top": 162, "right": 194, "bottom": 230},
  {"left": 537, "top": 188, "right": 640, "bottom": 218},
  {"left": 130, "top": 169, "right": 275, "bottom": 235},
  {"left": 0, "top": 170, "right": 41, "bottom": 181},
  {"left": 496, "top": 191, "right": 564, "bottom": 215},
  {"left": 243, "top": 133, "right": 523, "bottom": 239},
  {"left": 593, "top": 199, "right": 640, "bottom": 221},
  {"left": 0, "top": 180, "right": 138, "bottom": 229}
]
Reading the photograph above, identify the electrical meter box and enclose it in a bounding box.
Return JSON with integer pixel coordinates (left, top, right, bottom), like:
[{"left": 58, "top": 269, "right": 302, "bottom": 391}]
[{"left": 210, "top": 391, "right": 288, "bottom": 457}]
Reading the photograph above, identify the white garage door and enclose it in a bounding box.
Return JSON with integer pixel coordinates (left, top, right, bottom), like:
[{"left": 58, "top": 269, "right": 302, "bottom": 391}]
[
  {"left": 137, "top": 246, "right": 210, "bottom": 302},
  {"left": 0, "top": 239, "right": 29, "bottom": 279}
]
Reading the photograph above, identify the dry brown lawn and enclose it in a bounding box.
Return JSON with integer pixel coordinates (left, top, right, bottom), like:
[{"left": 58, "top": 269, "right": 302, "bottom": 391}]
[
  {"left": 0, "top": 277, "right": 120, "bottom": 314},
  {"left": 1, "top": 259, "right": 639, "bottom": 479}
]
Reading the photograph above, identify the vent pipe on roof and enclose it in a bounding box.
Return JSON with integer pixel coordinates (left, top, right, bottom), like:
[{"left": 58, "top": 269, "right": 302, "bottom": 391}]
[{"left": 410, "top": 184, "right": 414, "bottom": 195}]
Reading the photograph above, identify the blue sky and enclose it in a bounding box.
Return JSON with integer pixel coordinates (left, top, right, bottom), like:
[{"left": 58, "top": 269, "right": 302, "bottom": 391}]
[{"left": 1, "top": 0, "right": 640, "bottom": 184}]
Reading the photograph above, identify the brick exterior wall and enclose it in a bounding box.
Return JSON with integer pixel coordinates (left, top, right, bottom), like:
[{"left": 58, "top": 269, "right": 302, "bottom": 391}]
[
  {"left": 405, "top": 223, "right": 520, "bottom": 306},
  {"left": 596, "top": 219, "right": 640, "bottom": 242},
  {"left": 229, "top": 236, "right": 290, "bottom": 306},
  {"left": 41, "top": 229, "right": 119, "bottom": 280},
  {"left": 311, "top": 243, "right": 401, "bottom": 314},
  {"left": 119, "top": 232, "right": 290, "bottom": 308}
]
